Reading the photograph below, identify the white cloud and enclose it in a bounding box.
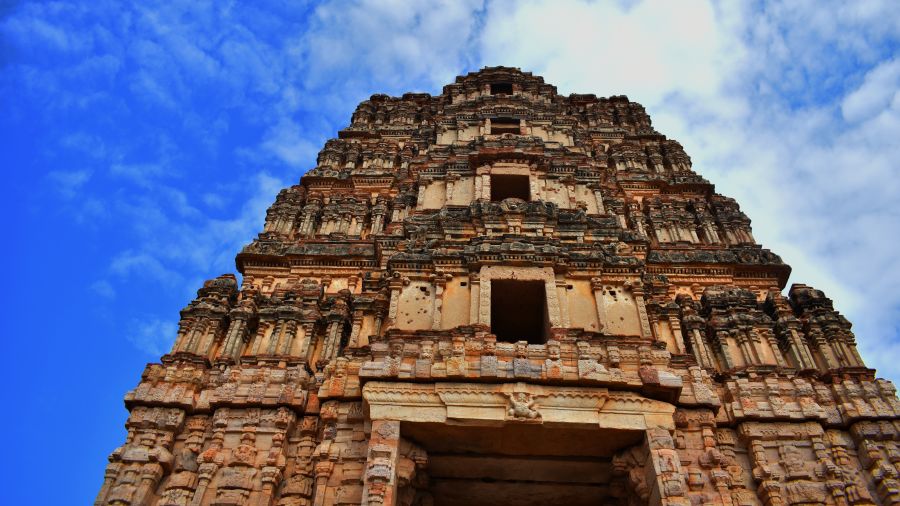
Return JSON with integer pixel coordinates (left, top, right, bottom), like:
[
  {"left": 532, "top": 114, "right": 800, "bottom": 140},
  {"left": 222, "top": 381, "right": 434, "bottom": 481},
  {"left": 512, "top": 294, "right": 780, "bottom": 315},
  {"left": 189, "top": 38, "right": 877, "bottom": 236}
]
[
  {"left": 261, "top": 118, "right": 321, "bottom": 168},
  {"left": 842, "top": 58, "right": 900, "bottom": 122},
  {"left": 127, "top": 317, "right": 177, "bottom": 356},
  {"left": 46, "top": 169, "right": 92, "bottom": 199},
  {"left": 110, "top": 250, "right": 183, "bottom": 286},
  {"left": 479, "top": 0, "right": 734, "bottom": 108},
  {"left": 90, "top": 280, "right": 116, "bottom": 299}
]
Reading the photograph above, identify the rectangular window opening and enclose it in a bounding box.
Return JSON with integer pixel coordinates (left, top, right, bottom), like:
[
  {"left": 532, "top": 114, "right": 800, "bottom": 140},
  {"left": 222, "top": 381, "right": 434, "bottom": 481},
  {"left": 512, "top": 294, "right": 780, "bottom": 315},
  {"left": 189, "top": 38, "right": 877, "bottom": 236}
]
[
  {"left": 490, "top": 82, "right": 513, "bottom": 95},
  {"left": 489, "top": 117, "right": 521, "bottom": 135},
  {"left": 490, "top": 174, "right": 530, "bottom": 202},
  {"left": 491, "top": 280, "right": 549, "bottom": 344}
]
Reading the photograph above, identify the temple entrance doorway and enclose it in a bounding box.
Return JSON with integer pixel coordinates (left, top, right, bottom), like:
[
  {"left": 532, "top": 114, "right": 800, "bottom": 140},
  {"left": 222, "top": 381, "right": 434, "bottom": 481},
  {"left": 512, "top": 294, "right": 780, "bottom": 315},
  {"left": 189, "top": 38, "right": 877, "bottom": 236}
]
[{"left": 400, "top": 422, "right": 644, "bottom": 506}]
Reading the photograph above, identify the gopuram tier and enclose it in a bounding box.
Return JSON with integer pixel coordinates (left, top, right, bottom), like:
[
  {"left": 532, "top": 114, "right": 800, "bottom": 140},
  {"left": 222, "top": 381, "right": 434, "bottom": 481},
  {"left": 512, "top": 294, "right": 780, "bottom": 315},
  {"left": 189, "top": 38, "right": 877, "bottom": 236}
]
[{"left": 97, "top": 67, "right": 900, "bottom": 506}]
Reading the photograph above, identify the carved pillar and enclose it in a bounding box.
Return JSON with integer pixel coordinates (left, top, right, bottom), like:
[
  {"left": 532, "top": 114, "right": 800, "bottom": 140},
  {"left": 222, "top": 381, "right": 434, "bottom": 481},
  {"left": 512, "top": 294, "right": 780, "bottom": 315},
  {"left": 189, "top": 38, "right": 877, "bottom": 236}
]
[
  {"left": 387, "top": 277, "right": 405, "bottom": 324},
  {"left": 543, "top": 277, "right": 563, "bottom": 329},
  {"left": 713, "top": 328, "right": 737, "bottom": 371},
  {"left": 312, "top": 461, "right": 334, "bottom": 506},
  {"left": 852, "top": 422, "right": 900, "bottom": 505},
  {"left": 132, "top": 463, "right": 164, "bottom": 505},
  {"left": 684, "top": 323, "right": 716, "bottom": 370},
  {"left": 631, "top": 283, "right": 653, "bottom": 339},
  {"left": 348, "top": 310, "right": 365, "bottom": 349},
  {"left": 278, "top": 319, "right": 299, "bottom": 355},
  {"left": 478, "top": 272, "right": 492, "bottom": 325},
  {"left": 761, "top": 327, "right": 788, "bottom": 368},
  {"left": 645, "top": 428, "right": 689, "bottom": 506},
  {"left": 593, "top": 189, "right": 606, "bottom": 214},
  {"left": 785, "top": 326, "right": 817, "bottom": 370},
  {"left": 94, "top": 463, "right": 121, "bottom": 505},
  {"left": 747, "top": 437, "right": 785, "bottom": 506},
  {"left": 555, "top": 279, "right": 570, "bottom": 328},
  {"left": 371, "top": 211, "right": 385, "bottom": 236},
  {"left": 480, "top": 174, "right": 491, "bottom": 201},
  {"left": 299, "top": 320, "right": 317, "bottom": 366},
  {"left": 445, "top": 173, "right": 458, "bottom": 204},
  {"left": 469, "top": 273, "right": 480, "bottom": 325},
  {"left": 320, "top": 320, "right": 343, "bottom": 370},
  {"left": 736, "top": 327, "right": 760, "bottom": 365},
  {"left": 431, "top": 275, "right": 448, "bottom": 330},
  {"left": 181, "top": 318, "right": 202, "bottom": 354},
  {"left": 362, "top": 420, "right": 401, "bottom": 506},
  {"left": 190, "top": 412, "right": 227, "bottom": 506},
  {"left": 809, "top": 327, "right": 840, "bottom": 370},
  {"left": 267, "top": 319, "right": 284, "bottom": 355},
  {"left": 416, "top": 182, "right": 427, "bottom": 208},
  {"left": 667, "top": 314, "right": 686, "bottom": 354},
  {"left": 590, "top": 278, "right": 607, "bottom": 331},
  {"left": 220, "top": 316, "right": 248, "bottom": 362}
]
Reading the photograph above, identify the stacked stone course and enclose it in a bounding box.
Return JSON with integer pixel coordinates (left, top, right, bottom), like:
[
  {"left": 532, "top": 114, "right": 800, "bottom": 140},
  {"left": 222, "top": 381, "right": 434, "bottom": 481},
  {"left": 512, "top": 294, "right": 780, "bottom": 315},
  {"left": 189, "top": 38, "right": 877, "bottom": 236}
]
[{"left": 97, "top": 67, "right": 900, "bottom": 506}]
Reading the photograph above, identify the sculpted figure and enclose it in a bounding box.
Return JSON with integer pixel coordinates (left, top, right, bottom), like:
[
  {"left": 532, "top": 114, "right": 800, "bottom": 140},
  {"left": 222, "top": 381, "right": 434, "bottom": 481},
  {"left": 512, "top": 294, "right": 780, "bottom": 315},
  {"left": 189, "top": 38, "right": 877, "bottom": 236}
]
[{"left": 506, "top": 392, "right": 540, "bottom": 420}]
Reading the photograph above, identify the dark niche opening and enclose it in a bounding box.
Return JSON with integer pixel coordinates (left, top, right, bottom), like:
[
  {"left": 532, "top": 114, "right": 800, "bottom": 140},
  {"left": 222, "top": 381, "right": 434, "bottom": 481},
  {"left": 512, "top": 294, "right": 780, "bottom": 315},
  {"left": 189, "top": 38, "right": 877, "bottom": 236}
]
[
  {"left": 490, "top": 82, "right": 513, "bottom": 95},
  {"left": 490, "top": 174, "right": 530, "bottom": 202},
  {"left": 489, "top": 117, "right": 521, "bottom": 135},
  {"left": 491, "top": 280, "right": 549, "bottom": 344},
  {"left": 403, "top": 422, "right": 644, "bottom": 506}
]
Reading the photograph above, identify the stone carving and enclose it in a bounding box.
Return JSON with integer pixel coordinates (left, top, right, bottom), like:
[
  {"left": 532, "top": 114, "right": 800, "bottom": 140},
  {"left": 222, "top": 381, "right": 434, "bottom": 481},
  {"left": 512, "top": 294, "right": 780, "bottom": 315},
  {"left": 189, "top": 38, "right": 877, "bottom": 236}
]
[
  {"left": 96, "top": 67, "right": 899, "bottom": 506},
  {"left": 506, "top": 392, "right": 540, "bottom": 420}
]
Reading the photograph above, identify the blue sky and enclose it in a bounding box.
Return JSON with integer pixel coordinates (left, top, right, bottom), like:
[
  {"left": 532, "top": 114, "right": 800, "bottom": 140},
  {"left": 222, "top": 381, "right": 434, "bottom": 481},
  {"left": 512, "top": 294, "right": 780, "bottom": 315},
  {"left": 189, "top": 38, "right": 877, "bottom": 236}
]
[{"left": 2, "top": 1, "right": 899, "bottom": 503}]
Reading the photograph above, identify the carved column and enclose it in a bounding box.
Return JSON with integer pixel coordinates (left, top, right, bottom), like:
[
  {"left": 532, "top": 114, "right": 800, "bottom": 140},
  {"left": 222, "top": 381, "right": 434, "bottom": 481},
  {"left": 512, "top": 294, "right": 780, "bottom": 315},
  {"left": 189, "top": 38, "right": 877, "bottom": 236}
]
[
  {"left": 590, "top": 278, "right": 607, "bottom": 331},
  {"left": 468, "top": 272, "right": 480, "bottom": 325},
  {"left": 361, "top": 420, "right": 401, "bottom": 506},
  {"left": 713, "top": 328, "right": 737, "bottom": 371},
  {"left": 735, "top": 327, "right": 760, "bottom": 365},
  {"left": 190, "top": 411, "right": 227, "bottom": 506},
  {"left": 431, "top": 275, "right": 448, "bottom": 330},
  {"left": 371, "top": 211, "right": 385, "bottom": 236},
  {"left": 220, "top": 315, "right": 248, "bottom": 362},
  {"left": 556, "top": 279, "right": 570, "bottom": 328},
  {"left": 478, "top": 272, "right": 492, "bottom": 325},
  {"left": 631, "top": 283, "right": 653, "bottom": 339},
  {"left": 387, "top": 277, "right": 405, "bottom": 325},
  {"left": 543, "top": 277, "right": 563, "bottom": 329},
  {"left": 133, "top": 463, "right": 164, "bottom": 505},
  {"left": 267, "top": 319, "right": 284, "bottom": 355},
  {"left": 445, "top": 173, "right": 458, "bottom": 204},
  {"left": 480, "top": 174, "right": 491, "bottom": 201},
  {"left": 312, "top": 461, "right": 334, "bottom": 506},
  {"left": 760, "top": 327, "right": 788, "bottom": 368},
  {"left": 667, "top": 314, "right": 687, "bottom": 354},
  {"left": 683, "top": 320, "right": 716, "bottom": 370},
  {"left": 645, "top": 428, "right": 689, "bottom": 506},
  {"left": 852, "top": 422, "right": 900, "bottom": 505},
  {"left": 808, "top": 327, "right": 840, "bottom": 370},
  {"left": 299, "top": 320, "right": 317, "bottom": 366},
  {"left": 94, "top": 463, "right": 121, "bottom": 505},
  {"left": 348, "top": 310, "right": 365, "bottom": 349},
  {"left": 593, "top": 189, "right": 606, "bottom": 214},
  {"left": 416, "top": 182, "right": 427, "bottom": 208},
  {"left": 783, "top": 326, "right": 817, "bottom": 370},
  {"left": 181, "top": 318, "right": 202, "bottom": 354},
  {"left": 278, "top": 319, "right": 299, "bottom": 355}
]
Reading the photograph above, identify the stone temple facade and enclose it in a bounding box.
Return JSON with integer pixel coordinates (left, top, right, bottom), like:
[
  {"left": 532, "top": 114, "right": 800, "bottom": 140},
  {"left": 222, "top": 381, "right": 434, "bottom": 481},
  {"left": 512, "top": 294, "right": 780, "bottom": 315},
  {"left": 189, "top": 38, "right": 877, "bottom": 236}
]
[{"left": 97, "top": 67, "right": 900, "bottom": 506}]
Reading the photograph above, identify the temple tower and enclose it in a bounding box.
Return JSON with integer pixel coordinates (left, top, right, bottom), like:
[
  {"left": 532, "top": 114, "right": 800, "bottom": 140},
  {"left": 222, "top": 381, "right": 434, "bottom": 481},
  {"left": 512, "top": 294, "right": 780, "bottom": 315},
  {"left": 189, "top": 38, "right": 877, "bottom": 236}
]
[{"left": 97, "top": 67, "right": 900, "bottom": 506}]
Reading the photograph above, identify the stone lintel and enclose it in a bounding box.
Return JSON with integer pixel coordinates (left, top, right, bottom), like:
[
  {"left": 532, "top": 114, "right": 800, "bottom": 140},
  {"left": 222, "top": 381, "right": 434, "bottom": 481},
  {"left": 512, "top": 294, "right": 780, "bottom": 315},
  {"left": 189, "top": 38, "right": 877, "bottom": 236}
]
[{"left": 362, "top": 381, "right": 675, "bottom": 431}]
